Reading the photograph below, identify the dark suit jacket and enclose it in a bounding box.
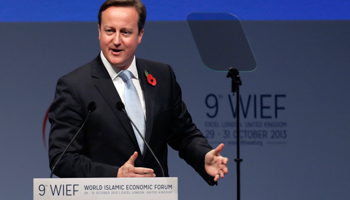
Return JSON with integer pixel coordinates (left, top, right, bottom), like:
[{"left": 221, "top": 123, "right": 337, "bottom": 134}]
[{"left": 48, "top": 55, "right": 215, "bottom": 185}]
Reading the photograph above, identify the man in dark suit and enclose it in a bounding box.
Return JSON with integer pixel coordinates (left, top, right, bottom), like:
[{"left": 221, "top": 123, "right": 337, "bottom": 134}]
[{"left": 49, "top": 0, "right": 228, "bottom": 185}]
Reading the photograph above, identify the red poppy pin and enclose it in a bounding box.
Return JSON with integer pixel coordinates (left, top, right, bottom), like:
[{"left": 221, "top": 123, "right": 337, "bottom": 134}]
[{"left": 145, "top": 70, "right": 157, "bottom": 86}]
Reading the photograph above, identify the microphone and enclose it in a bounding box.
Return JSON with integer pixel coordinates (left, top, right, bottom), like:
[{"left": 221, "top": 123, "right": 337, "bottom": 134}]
[
  {"left": 116, "top": 101, "right": 165, "bottom": 177},
  {"left": 50, "top": 101, "right": 97, "bottom": 178}
]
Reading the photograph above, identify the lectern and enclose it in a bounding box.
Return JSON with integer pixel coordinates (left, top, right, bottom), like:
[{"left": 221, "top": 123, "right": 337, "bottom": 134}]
[{"left": 33, "top": 177, "right": 178, "bottom": 200}]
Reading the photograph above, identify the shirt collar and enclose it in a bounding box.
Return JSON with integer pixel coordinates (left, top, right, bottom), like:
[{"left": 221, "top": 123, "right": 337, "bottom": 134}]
[{"left": 100, "top": 51, "right": 139, "bottom": 80}]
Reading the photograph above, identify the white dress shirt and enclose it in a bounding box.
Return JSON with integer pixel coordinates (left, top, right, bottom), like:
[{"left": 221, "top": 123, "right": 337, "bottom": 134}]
[{"left": 100, "top": 51, "right": 146, "bottom": 118}]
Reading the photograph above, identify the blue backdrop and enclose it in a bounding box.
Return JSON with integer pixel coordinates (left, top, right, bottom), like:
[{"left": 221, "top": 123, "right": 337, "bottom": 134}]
[
  {"left": 1, "top": 0, "right": 350, "bottom": 21},
  {"left": 0, "top": 1, "right": 349, "bottom": 199}
]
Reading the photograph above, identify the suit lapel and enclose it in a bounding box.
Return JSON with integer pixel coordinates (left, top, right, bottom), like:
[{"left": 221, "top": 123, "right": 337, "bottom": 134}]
[
  {"left": 90, "top": 56, "right": 141, "bottom": 153},
  {"left": 136, "top": 58, "right": 156, "bottom": 156}
]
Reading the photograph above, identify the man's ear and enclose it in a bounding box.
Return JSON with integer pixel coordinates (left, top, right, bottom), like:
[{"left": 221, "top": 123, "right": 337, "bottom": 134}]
[{"left": 138, "top": 29, "right": 144, "bottom": 44}]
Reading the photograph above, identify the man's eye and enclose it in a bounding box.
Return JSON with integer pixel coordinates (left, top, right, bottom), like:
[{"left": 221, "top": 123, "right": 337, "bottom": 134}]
[
  {"left": 105, "top": 29, "right": 113, "bottom": 33},
  {"left": 123, "top": 31, "right": 131, "bottom": 35}
]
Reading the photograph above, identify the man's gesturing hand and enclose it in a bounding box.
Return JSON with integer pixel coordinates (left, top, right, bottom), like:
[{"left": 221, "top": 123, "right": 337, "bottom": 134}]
[
  {"left": 205, "top": 143, "right": 229, "bottom": 182},
  {"left": 117, "top": 151, "right": 156, "bottom": 177}
]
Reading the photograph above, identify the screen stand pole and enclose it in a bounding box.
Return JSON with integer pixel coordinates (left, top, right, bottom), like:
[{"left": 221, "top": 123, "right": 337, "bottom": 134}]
[{"left": 227, "top": 68, "right": 243, "bottom": 200}]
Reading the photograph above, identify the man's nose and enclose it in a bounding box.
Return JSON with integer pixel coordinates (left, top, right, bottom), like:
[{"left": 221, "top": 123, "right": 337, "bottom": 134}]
[{"left": 113, "top": 33, "right": 121, "bottom": 45}]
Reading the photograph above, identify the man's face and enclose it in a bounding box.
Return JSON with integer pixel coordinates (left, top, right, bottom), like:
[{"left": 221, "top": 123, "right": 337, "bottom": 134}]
[{"left": 98, "top": 6, "right": 144, "bottom": 70}]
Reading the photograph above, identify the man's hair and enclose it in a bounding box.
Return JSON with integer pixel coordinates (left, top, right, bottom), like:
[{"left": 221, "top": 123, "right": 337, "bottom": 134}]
[{"left": 98, "top": 0, "right": 146, "bottom": 33}]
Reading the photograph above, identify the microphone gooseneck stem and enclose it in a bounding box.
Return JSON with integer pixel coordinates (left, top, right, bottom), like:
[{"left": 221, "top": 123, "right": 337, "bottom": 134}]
[
  {"left": 121, "top": 108, "right": 165, "bottom": 178},
  {"left": 50, "top": 111, "right": 92, "bottom": 178}
]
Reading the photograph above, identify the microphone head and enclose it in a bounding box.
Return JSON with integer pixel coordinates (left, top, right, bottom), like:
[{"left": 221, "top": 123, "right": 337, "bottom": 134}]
[
  {"left": 87, "top": 101, "right": 97, "bottom": 112},
  {"left": 116, "top": 102, "right": 125, "bottom": 111}
]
